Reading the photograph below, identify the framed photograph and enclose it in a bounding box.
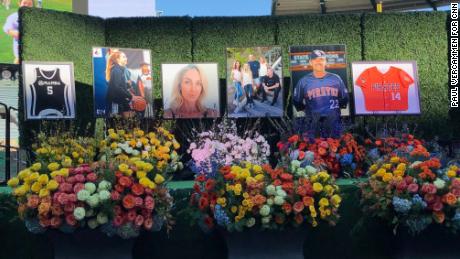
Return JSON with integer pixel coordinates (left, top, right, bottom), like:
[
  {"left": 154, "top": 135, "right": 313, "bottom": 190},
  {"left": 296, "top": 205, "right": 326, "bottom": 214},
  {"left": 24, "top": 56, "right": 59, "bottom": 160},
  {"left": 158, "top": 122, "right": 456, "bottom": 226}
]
[
  {"left": 161, "top": 63, "right": 220, "bottom": 119},
  {"left": 226, "top": 46, "right": 283, "bottom": 118},
  {"left": 289, "top": 45, "right": 350, "bottom": 118},
  {"left": 352, "top": 61, "right": 421, "bottom": 115},
  {"left": 92, "top": 47, "right": 154, "bottom": 118},
  {"left": 22, "top": 61, "right": 76, "bottom": 120}
]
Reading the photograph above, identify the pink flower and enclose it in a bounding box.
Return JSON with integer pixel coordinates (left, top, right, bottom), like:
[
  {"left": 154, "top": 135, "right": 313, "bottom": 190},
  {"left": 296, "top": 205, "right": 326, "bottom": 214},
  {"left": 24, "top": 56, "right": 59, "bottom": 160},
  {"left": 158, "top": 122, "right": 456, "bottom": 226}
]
[
  {"left": 143, "top": 217, "right": 153, "bottom": 230},
  {"left": 141, "top": 209, "right": 151, "bottom": 218},
  {"left": 113, "top": 215, "right": 124, "bottom": 227},
  {"left": 73, "top": 183, "right": 85, "bottom": 193},
  {"left": 126, "top": 210, "right": 137, "bottom": 222},
  {"left": 433, "top": 202, "right": 444, "bottom": 211},
  {"left": 407, "top": 183, "right": 419, "bottom": 193},
  {"left": 66, "top": 176, "right": 76, "bottom": 184},
  {"left": 424, "top": 193, "right": 436, "bottom": 204},
  {"left": 74, "top": 174, "right": 85, "bottom": 183},
  {"left": 54, "top": 175, "right": 65, "bottom": 183},
  {"left": 144, "top": 196, "right": 155, "bottom": 210},
  {"left": 421, "top": 184, "right": 437, "bottom": 194},
  {"left": 111, "top": 191, "right": 121, "bottom": 201},
  {"left": 86, "top": 173, "right": 97, "bottom": 182},
  {"left": 135, "top": 215, "right": 144, "bottom": 227},
  {"left": 65, "top": 214, "right": 77, "bottom": 226},
  {"left": 135, "top": 197, "right": 143, "bottom": 207},
  {"left": 57, "top": 193, "right": 69, "bottom": 205},
  {"left": 452, "top": 179, "right": 460, "bottom": 189},
  {"left": 113, "top": 205, "right": 123, "bottom": 216},
  {"left": 50, "top": 217, "right": 62, "bottom": 228},
  {"left": 68, "top": 194, "right": 77, "bottom": 203},
  {"left": 64, "top": 203, "right": 75, "bottom": 213},
  {"left": 396, "top": 181, "right": 407, "bottom": 191},
  {"left": 27, "top": 195, "right": 40, "bottom": 208},
  {"left": 144, "top": 188, "right": 153, "bottom": 195},
  {"left": 452, "top": 188, "right": 460, "bottom": 197}
]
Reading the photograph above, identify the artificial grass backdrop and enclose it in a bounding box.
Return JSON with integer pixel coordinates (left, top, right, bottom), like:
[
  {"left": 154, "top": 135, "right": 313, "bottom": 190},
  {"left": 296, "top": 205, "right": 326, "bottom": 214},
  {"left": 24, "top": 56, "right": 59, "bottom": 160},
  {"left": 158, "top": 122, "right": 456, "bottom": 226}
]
[{"left": 18, "top": 9, "right": 451, "bottom": 151}]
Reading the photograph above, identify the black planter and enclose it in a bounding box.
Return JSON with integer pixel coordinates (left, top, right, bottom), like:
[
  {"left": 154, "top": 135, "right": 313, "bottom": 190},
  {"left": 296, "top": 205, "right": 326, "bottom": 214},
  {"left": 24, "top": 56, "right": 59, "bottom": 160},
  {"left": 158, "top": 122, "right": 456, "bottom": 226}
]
[
  {"left": 48, "top": 230, "right": 134, "bottom": 259},
  {"left": 223, "top": 228, "right": 307, "bottom": 259}
]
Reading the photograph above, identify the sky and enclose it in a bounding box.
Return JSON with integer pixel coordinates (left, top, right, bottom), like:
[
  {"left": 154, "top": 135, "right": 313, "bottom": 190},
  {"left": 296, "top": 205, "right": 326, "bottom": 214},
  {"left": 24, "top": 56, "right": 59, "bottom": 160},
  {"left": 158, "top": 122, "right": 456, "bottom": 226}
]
[{"left": 157, "top": 0, "right": 272, "bottom": 17}]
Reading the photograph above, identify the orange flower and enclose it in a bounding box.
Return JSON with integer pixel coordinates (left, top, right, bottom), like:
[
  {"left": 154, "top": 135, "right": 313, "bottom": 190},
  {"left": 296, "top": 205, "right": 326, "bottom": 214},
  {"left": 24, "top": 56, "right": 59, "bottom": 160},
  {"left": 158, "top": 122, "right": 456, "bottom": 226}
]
[
  {"left": 122, "top": 194, "right": 136, "bottom": 209},
  {"left": 303, "top": 196, "right": 314, "bottom": 207},
  {"left": 253, "top": 194, "right": 266, "bottom": 205},
  {"left": 282, "top": 202, "right": 292, "bottom": 215},
  {"left": 433, "top": 211, "right": 445, "bottom": 224},
  {"left": 219, "top": 166, "right": 231, "bottom": 174},
  {"left": 318, "top": 147, "right": 327, "bottom": 156},
  {"left": 443, "top": 193, "right": 457, "bottom": 206}
]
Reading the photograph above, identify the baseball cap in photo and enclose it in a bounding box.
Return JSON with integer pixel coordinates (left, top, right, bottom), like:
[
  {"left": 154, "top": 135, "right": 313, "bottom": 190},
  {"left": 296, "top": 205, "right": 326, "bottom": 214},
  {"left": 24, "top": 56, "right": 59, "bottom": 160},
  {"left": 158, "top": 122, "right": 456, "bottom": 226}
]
[{"left": 310, "top": 50, "right": 326, "bottom": 60}]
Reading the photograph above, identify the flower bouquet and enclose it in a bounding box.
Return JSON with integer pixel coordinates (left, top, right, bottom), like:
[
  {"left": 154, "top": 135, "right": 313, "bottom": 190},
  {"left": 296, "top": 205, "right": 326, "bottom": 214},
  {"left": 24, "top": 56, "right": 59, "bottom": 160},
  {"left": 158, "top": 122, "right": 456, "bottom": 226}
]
[
  {"left": 364, "top": 133, "right": 428, "bottom": 163},
  {"left": 360, "top": 153, "right": 460, "bottom": 235}
]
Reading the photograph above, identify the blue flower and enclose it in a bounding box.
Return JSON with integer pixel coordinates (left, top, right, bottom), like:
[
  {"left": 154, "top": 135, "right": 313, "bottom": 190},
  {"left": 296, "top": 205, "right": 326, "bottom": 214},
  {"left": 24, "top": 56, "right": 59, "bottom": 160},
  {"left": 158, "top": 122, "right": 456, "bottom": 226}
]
[
  {"left": 368, "top": 148, "right": 380, "bottom": 161},
  {"left": 214, "top": 205, "right": 230, "bottom": 227},
  {"left": 411, "top": 194, "right": 427, "bottom": 209},
  {"left": 392, "top": 197, "right": 412, "bottom": 214}
]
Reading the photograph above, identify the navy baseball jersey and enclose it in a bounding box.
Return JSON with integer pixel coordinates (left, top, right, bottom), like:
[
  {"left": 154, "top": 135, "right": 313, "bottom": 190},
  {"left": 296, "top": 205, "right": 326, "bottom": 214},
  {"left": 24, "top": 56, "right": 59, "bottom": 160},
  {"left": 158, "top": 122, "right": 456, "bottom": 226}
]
[
  {"left": 30, "top": 68, "right": 70, "bottom": 117},
  {"left": 293, "top": 72, "right": 348, "bottom": 116}
]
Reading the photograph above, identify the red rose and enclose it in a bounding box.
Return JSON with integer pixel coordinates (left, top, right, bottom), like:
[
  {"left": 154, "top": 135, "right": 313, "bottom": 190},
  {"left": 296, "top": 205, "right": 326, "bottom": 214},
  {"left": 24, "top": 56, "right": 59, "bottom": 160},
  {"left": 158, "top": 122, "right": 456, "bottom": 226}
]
[
  {"left": 288, "top": 135, "right": 299, "bottom": 144},
  {"left": 407, "top": 183, "right": 419, "bottom": 193},
  {"left": 204, "top": 216, "right": 214, "bottom": 229},
  {"left": 193, "top": 184, "right": 201, "bottom": 194},
  {"left": 144, "top": 196, "right": 155, "bottom": 210},
  {"left": 50, "top": 217, "right": 62, "bottom": 228},
  {"left": 115, "top": 172, "right": 123, "bottom": 178},
  {"left": 114, "top": 205, "right": 122, "bottom": 216},
  {"left": 135, "top": 197, "right": 143, "bottom": 207},
  {"left": 122, "top": 194, "right": 136, "bottom": 209},
  {"left": 280, "top": 173, "right": 293, "bottom": 181},
  {"left": 57, "top": 193, "right": 69, "bottom": 205},
  {"left": 113, "top": 215, "right": 124, "bottom": 227},
  {"left": 452, "top": 179, "right": 460, "bottom": 189},
  {"left": 73, "top": 183, "right": 85, "bottom": 194},
  {"left": 199, "top": 197, "right": 209, "bottom": 210},
  {"left": 282, "top": 202, "right": 292, "bottom": 214},
  {"left": 396, "top": 181, "right": 407, "bottom": 191},
  {"left": 205, "top": 179, "right": 216, "bottom": 191},
  {"left": 274, "top": 179, "right": 282, "bottom": 186},
  {"left": 119, "top": 176, "right": 133, "bottom": 188},
  {"left": 223, "top": 173, "right": 235, "bottom": 180},
  {"left": 299, "top": 143, "right": 307, "bottom": 151},
  {"left": 296, "top": 186, "right": 307, "bottom": 196},
  {"left": 132, "top": 184, "right": 145, "bottom": 196},
  {"left": 421, "top": 184, "right": 437, "bottom": 194},
  {"left": 144, "top": 188, "right": 153, "bottom": 195},
  {"left": 65, "top": 214, "right": 77, "bottom": 226},
  {"left": 295, "top": 214, "right": 303, "bottom": 225},
  {"left": 452, "top": 188, "right": 460, "bottom": 197},
  {"left": 59, "top": 183, "right": 73, "bottom": 193},
  {"left": 293, "top": 201, "right": 305, "bottom": 213},
  {"left": 375, "top": 140, "right": 382, "bottom": 146},
  {"left": 111, "top": 191, "right": 121, "bottom": 201},
  {"left": 424, "top": 193, "right": 436, "bottom": 204},
  {"left": 277, "top": 142, "right": 284, "bottom": 151},
  {"left": 196, "top": 175, "right": 206, "bottom": 182},
  {"left": 282, "top": 182, "right": 294, "bottom": 192},
  {"left": 127, "top": 210, "right": 137, "bottom": 222},
  {"left": 135, "top": 215, "right": 144, "bottom": 227},
  {"left": 86, "top": 173, "right": 97, "bottom": 182},
  {"left": 404, "top": 176, "right": 414, "bottom": 185},
  {"left": 115, "top": 184, "right": 124, "bottom": 193},
  {"left": 143, "top": 217, "right": 153, "bottom": 230},
  {"left": 74, "top": 174, "right": 85, "bottom": 183}
]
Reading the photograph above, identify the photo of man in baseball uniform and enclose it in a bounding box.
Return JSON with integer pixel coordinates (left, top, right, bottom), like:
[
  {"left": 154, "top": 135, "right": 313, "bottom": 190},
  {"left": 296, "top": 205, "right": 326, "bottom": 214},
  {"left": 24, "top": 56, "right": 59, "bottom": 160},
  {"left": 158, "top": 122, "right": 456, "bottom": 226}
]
[{"left": 291, "top": 46, "right": 349, "bottom": 138}]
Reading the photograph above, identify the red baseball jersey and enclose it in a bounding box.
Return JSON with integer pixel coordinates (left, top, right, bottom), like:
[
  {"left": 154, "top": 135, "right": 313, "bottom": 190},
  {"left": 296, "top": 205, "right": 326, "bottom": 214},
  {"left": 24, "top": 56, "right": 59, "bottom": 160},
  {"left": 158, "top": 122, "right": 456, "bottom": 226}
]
[{"left": 355, "top": 66, "right": 414, "bottom": 111}]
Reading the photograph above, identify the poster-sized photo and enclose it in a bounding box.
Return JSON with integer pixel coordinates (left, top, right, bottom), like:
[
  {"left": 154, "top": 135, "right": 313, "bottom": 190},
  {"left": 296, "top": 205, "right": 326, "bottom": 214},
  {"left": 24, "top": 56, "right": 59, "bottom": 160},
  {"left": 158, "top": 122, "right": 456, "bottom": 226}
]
[
  {"left": 162, "top": 63, "right": 220, "bottom": 119},
  {"left": 352, "top": 61, "right": 421, "bottom": 115},
  {"left": 290, "top": 45, "right": 350, "bottom": 117},
  {"left": 92, "top": 47, "right": 154, "bottom": 118},
  {"left": 226, "top": 46, "right": 283, "bottom": 118},
  {"left": 22, "top": 61, "right": 76, "bottom": 120}
]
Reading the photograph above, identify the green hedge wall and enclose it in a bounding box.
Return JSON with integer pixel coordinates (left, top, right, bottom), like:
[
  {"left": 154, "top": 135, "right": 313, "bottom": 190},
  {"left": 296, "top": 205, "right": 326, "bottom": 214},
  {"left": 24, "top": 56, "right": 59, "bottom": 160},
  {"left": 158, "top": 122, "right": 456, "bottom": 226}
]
[
  {"left": 362, "top": 12, "right": 449, "bottom": 138},
  {"left": 18, "top": 9, "right": 451, "bottom": 147},
  {"left": 19, "top": 8, "right": 105, "bottom": 150},
  {"left": 105, "top": 17, "right": 193, "bottom": 98},
  {"left": 192, "top": 17, "right": 276, "bottom": 78}
]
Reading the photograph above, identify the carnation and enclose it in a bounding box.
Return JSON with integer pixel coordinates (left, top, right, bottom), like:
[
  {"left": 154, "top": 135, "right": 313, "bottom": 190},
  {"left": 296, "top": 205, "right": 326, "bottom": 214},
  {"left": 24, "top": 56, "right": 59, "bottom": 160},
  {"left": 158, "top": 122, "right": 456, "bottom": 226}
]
[
  {"left": 98, "top": 190, "right": 111, "bottom": 201},
  {"left": 260, "top": 205, "right": 271, "bottom": 216},
  {"left": 433, "top": 179, "right": 446, "bottom": 189},
  {"left": 266, "top": 185, "right": 276, "bottom": 196},
  {"left": 291, "top": 160, "right": 301, "bottom": 169},
  {"left": 274, "top": 196, "right": 285, "bottom": 205},
  {"left": 84, "top": 182, "right": 97, "bottom": 194},
  {"left": 73, "top": 207, "right": 86, "bottom": 220},
  {"left": 306, "top": 166, "right": 317, "bottom": 175},
  {"left": 276, "top": 189, "right": 287, "bottom": 198},
  {"left": 87, "top": 195, "right": 100, "bottom": 208},
  {"left": 261, "top": 216, "right": 271, "bottom": 224},
  {"left": 97, "top": 213, "right": 108, "bottom": 224},
  {"left": 98, "top": 180, "right": 111, "bottom": 191},
  {"left": 77, "top": 189, "right": 90, "bottom": 201},
  {"left": 246, "top": 217, "right": 256, "bottom": 228},
  {"left": 88, "top": 218, "right": 99, "bottom": 229}
]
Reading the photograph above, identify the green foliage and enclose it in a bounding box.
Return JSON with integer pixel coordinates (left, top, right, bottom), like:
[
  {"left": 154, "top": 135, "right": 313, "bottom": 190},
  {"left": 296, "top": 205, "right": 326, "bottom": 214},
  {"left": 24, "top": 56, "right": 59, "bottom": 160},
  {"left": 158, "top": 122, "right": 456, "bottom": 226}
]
[
  {"left": 363, "top": 12, "right": 449, "bottom": 138},
  {"left": 105, "top": 17, "right": 193, "bottom": 98},
  {"left": 192, "top": 16, "right": 276, "bottom": 78},
  {"left": 19, "top": 8, "right": 105, "bottom": 151}
]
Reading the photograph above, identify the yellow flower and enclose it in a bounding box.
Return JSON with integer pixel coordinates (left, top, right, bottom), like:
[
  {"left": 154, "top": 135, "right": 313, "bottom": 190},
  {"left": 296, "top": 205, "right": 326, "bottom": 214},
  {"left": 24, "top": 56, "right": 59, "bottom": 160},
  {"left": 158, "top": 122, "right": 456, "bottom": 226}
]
[
  {"left": 243, "top": 192, "right": 249, "bottom": 199},
  {"left": 118, "top": 163, "right": 129, "bottom": 172},
  {"left": 317, "top": 171, "right": 330, "bottom": 181},
  {"left": 109, "top": 132, "right": 119, "bottom": 140},
  {"left": 451, "top": 165, "right": 459, "bottom": 171},
  {"left": 447, "top": 170, "right": 457, "bottom": 178},
  {"left": 231, "top": 166, "right": 242, "bottom": 174},
  {"left": 37, "top": 174, "right": 49, "bottom": 185},
  {"left": 234, "top": 184, "right": 242, "bottom": 195},
  {"left": 231, "top": 206, "right": 238, "bottom": 214},
  {"left": 172, "top": 140, "right": 180, "bottom": 150},
  {"left": 72, "top": 152, "right": 79, "bottom": 158},
  {"left": 254, "top": 174, "right": 264, "bottom": 182},
  {"left": 154, "top": 174, "right": 165, "bottom": 184},
  {"left": 108, "top": 128, "right": 115, "bottom": 134},
  {"left": 312, "top": 220, "right": 318, "bottom": 227},
  {"left": 390, "top": 157, "right": 400, "bottom": 164},
  {"left": 397, "top": 163, "right": 407, "bottom": 171},
  {"left": 217, "top": 198, "right": 226, "bottom": 206},
  {"left": 242, "top": 199, "right": 249, "bottom": 207},
  {"left": 125, "top": 169, "right": 133, "bottom": 176},
  {"left": 62, "top": 157, "right": 72, "bottom": 168},
  {"left": 136, "top": 171, "right": 147, "bottom": 179},
  {"left": 148, "top": 182, "right": 156, "bottom": 190},
  {"left": 369, "top": 164, "right": 378, "bottom": 172},
  {"left": 313, "top": 182, "right": 323, "bottom": 193},
  {"left": 226, "top": 184, "right": 234, "bottom": 192},
  {"left": 28, "top": 172, "right": 40, "bottom": 182},
  {"left": 139, "top": 177, "right": 151, "bottom": 187},
  {"left": 39, "top": 189, "right": 50, "bottom": 198},
  {"left": 117, "top": 129, "right": 125, "bottom": 136},
  {"left": 375, "top": 168, "right": 386, "bottom": 178},
  {"left": 110, "top": 142, "right": 118, "bottom": 149},
  {"left": 32, "top": 163, "right": 42, "bottom": 171},
  {"left": 319, "top": 198, "right": 329, "bottom": 207},
  {"left": 60, "top": 168, "right": 69, "bottom": 177},
  {"left": 135, "top": 130, "right": 144, "bottom": 137},
  {"left": 48, "top": 162, "right": 60, "bottom": 171},
  {"left": 384, "top": 163, "right": 392, "bottom": 170},
  {"left": 394, "top": 176, "right": 403, "bottom": 182},
  {"left": 309, "top": 205, "right": 317, "bottom": 217},
  {"left": 324, "top": 185, "right": 334, "bottom": 196},
  {"left": 310, "top": 175, "right": 318, "bottom": 183},
  {"left": 31, "top": 182, "right": 42, "bottom": 193},
  {"left": 7, "top": 177, "right": 19, "bottom": 187},
  {"left": 46, "top": 180, "right": 59, "bottom": 191},
  {"left": 13, "top": 186, "right": 27, "bottom": 196},
  {"left": 382, "top": 173, "right": 393, "bottom": 182},
  {"left": 331, "top": 194, "right": 342, "bottom": 207},
  {"left": 252, "top": 164, "right": 262, "bottom": 174},
  {"left": 18, "top": 169, "right": 31, "bottom": 180},
  {"left": 78, "top": 158, "right": 84, "bottom": 164},
  {"left": 394, "top": 170, "right": 404, "bottom": 177}
]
